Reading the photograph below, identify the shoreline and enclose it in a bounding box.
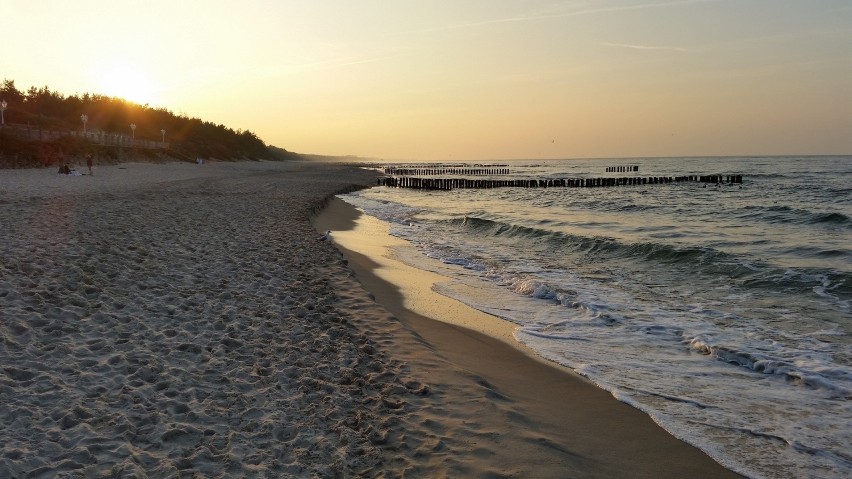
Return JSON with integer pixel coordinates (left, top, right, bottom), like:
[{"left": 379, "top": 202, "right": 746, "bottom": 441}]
[
  {"left": 314, "top": 195, "right": 743, "bottom": 478},
  {"left": 0, "top": 160, "right": 741, "bottom": 477}
]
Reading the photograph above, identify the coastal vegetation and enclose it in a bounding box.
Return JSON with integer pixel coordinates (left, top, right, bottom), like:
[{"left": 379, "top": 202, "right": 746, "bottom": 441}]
[{"left": 0, "top": 79, "right": 297, "bottom": 168}]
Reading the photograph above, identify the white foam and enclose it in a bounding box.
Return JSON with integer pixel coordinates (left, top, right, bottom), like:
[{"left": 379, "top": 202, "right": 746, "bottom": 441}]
[{"left": 339, "top": 173, "right": 852, "bottom": 479}]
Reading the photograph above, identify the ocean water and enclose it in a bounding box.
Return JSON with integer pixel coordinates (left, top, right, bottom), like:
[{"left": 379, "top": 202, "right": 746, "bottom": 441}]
[{"left": 338, "top": 156, "right": 851, "bottom": 479}]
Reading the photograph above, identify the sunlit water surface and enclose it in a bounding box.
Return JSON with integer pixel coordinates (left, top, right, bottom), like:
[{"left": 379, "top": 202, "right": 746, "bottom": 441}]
[{"left": 340, "top": 156, "right": 851, "bottom": 479}]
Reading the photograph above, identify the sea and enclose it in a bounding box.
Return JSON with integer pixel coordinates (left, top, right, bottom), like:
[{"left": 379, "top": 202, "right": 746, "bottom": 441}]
[{"left": 336, "top": 156, "right": 851, "bottom": 479}]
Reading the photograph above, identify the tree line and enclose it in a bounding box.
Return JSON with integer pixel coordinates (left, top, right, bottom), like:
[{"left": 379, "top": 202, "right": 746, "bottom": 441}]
[{"left": 0, "top": 79, "right": 296, "bottom": 167}]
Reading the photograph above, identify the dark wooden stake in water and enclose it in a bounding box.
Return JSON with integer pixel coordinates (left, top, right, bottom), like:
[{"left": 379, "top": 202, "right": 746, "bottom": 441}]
[
  {"left": 605, "top": 165, "right": 639, "bottom": 172},
  {"left": 377, "top": 175, "right": 743, "bottom": 190}
]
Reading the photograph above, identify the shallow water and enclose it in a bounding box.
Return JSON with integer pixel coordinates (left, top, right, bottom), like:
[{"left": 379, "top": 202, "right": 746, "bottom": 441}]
[{"left": 340, "top": 156, "right": 851, "bottom": 479}]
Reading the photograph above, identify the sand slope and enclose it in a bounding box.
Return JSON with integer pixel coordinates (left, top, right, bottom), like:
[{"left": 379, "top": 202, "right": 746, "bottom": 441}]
[{"left": 0, "top": 162, "right": 421, "bottom": 477}]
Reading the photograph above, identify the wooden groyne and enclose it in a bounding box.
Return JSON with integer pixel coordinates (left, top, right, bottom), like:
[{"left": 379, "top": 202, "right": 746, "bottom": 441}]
[
  {"left": 383, "top": 166, "right": 511, "bottom": 176},
  {"left": 606, "top": 165, "right": 639, "bottom": 172},
  {"left": 377, "top": 175, "right": 743, "bottom": 190}
]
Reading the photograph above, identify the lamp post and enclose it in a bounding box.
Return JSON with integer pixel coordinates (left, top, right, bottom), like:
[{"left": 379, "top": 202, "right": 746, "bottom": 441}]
[
  {"left": 160, "top": 129, "right": 165, "bottom": 146},
  {"left": 81, "top": 114, "right": 88, "bottom": 134},
  {"left": 0, "top": 100, "right": 7, "bottom": 127},
  {"left": 130, "top": 123, "right": 136, "bottom": 143}
]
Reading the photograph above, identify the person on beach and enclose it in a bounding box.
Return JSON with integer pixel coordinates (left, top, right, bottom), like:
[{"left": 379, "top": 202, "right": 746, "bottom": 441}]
[{"left": 86, "top": 154, "right": 93, "bottom": 175}]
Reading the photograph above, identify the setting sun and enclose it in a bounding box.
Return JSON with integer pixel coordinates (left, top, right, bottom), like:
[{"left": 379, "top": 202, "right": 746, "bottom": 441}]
[
  {"left": 92, "top": 62, "right": 159, "bottom": 106},
  {"left": 2, "top": 0, "right": 850, "bottom": 159}
]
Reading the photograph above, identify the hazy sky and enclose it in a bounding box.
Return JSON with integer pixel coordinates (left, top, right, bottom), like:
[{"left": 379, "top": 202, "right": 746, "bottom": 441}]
[{"left": 4, "top": 0, "right": 851, "bottom": 160}]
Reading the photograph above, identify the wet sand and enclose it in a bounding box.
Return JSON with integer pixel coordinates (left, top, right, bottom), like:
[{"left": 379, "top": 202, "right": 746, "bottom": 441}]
[{"left": 314, "top": 196, "right": 743, "bottom": 478}]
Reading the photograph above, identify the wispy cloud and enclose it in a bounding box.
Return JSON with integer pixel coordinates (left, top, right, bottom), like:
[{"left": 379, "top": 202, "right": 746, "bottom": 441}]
[
  {"left": 282, "top": 56, "right": 388, "bottom": 73},
  {"left": 602, "top": 42, "right": 694, "bottom": 52},
  {"left": 416, "top": 0, "right": 719, "bottom": 33},
  {"left": 540, "top": 0, "right": 717, "bottom": 22}
]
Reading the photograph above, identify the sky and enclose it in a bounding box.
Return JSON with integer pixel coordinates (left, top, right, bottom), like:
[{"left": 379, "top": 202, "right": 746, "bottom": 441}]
[{"left": 3, "top": 0, "right": 851, "bottom": 160}]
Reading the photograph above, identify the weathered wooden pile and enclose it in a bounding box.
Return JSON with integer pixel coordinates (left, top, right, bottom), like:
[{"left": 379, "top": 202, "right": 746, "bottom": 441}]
[
  {"left": 383, "top": 166, "right": 511, "bottom": 176},
  {"left": 377, "top": 174, "right": 743, "bottom": 190},
  {"left": 605, "top": 165, "right": 639, "bottom": 172}
]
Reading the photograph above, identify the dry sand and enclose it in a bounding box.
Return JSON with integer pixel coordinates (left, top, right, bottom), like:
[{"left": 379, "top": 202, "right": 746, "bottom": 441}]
[{"left": 0, "top": 160, "right": 740, "bottom": 478}]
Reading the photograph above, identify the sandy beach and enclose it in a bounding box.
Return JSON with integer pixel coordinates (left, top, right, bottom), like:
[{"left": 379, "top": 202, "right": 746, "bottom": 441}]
[{"left": 0, "top": 160, "right": 741, "bottom": 478}]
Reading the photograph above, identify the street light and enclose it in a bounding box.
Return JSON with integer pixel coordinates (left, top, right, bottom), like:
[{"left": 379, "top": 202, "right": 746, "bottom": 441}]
[
  {"left": 160, "top": 129, "right": 165, "bottom": 145},
  {"left": 81, "top": 114, "right": 88, "bottom": 134},
  {"left": 130, "top": 123, "right": 136, "bottom": 142},
  {"left": 0, "top": 100, "right": 7, "bottom": 126}
]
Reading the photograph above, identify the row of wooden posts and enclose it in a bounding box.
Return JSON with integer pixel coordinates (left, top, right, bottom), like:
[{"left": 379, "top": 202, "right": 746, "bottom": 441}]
[
  {"left": 382, "top": 166, "right": 511, "bottom": 176},
  {"left": 384, "top": 166, "right": 647, "bottom": 176},
  {"left": 606, "top": 165, "right": 639, "bottom": 172},
  {"left": 377, "top": 175, "right": 743, "bottom": 190}
]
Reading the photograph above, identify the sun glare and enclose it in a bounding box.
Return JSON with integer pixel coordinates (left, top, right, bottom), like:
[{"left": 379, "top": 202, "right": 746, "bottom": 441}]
[{"left": 92, "top": 63, "right": 159, "bottom": 105}]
